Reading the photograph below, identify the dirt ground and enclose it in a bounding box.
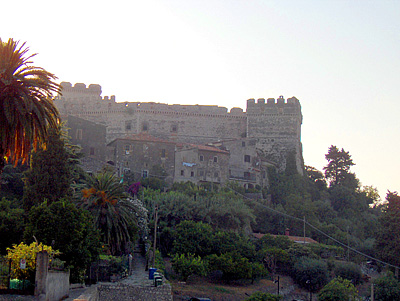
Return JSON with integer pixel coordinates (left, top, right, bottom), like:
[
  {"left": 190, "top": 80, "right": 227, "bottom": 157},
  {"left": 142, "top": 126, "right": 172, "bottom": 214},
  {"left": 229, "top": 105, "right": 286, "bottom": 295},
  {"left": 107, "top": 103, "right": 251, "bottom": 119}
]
[{"left": 170, "top": 275, "right": 312, "bottom": 301}]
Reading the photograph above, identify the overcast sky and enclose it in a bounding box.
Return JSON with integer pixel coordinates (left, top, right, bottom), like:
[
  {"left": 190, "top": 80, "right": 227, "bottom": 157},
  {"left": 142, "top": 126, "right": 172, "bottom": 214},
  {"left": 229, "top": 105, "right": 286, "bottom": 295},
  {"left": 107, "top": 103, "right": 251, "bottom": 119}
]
[{"left": 2, "top": 0, "right": 399, "bottom": 199}]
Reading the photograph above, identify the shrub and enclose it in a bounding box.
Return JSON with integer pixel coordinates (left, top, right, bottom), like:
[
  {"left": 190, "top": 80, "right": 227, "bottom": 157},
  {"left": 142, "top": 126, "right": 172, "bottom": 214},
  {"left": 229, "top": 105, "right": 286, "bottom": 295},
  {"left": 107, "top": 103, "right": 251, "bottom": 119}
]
[
  {"left": 374, "top": 272, "right": 400, "bottom": 301},
  {"left": 172, "top": 253, "right": 208, "bottom": 281},
  {"left": 245, "top": 291, "right": 282, "bottom": 300},
  {"left": 334, "top": 261, "right": 362, "bottom": 285},
  {"left": 6, "top": 242, "right": 60, "bottom": 279},
  {"left": 318, "top": 277, "right": 358, "bottom": 301},
  {"left": 292, "top": 257, "right": 328, "bottom": 292}
]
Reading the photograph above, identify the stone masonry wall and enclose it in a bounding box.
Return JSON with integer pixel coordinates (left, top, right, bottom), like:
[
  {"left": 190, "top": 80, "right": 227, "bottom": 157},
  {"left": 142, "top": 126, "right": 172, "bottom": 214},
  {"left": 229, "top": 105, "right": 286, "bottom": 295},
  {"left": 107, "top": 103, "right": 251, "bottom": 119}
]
[
  {"left": 54, "top": 83, "right": 303, "bottom": 173},
  {"left": 96, "top": 283, "right": 173, "bottom": 301}
]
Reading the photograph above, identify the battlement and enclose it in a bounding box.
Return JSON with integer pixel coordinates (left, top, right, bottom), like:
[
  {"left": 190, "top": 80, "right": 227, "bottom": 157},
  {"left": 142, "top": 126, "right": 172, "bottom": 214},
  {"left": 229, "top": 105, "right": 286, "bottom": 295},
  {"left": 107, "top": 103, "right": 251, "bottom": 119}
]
[
  {"left": 56, "top": 82, "right": 115, "bottom": 102},
  {"left": 247, "top": 96, "right": 300, "bottom": 107}
]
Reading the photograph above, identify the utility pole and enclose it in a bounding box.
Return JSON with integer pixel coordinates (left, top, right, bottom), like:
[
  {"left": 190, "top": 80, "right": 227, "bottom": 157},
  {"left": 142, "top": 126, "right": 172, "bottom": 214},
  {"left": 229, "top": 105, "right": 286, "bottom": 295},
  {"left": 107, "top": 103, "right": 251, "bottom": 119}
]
[{"left": 152, "top": 205, "right": 158, "bottom": 268}]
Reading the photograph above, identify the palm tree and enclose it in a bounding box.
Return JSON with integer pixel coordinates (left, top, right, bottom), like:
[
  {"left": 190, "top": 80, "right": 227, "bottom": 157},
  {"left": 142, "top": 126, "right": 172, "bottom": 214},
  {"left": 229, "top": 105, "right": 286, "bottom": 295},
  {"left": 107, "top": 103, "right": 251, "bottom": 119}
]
[
  {"left": 0, "top": 38, "right": 60, "bottom": 173},
  {"left": 75, "top": 172, "right": 138, "bottom": 255}
]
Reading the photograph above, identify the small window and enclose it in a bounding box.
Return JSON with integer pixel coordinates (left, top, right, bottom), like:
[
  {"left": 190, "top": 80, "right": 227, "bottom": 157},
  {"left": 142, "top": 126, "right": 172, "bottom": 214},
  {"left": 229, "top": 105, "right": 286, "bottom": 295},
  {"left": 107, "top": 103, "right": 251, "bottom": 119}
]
[
  {"left": 142, "top": 170, "right": 148, "bottom": 178},
  {"left": 76, "top": 129, "right": 83, "bottom": 140},
  {"left": 199, "top": 155, "right": 204, "bottom": 162},
  {"left": 244, "top": 155, "right": 251, "bottom": 163},
  {"left": 199, "top": 170, "right": 204, "bottom": 176},
  {"left": 171, "top": 124, "right": 177, "bottom": 132},
  {"left": 125, "top": 144, "right": 130, "bottom": 151},
  {"left": 181, "top": 170, "right": 184, "bottom": 176},
  {"left": 125, "top": 122, "right": 132, "bottom": 131},
  {"left": 161, "top": 149, "right": 166, "bottom": 158},
  {"left": 242, "top": 141, "right": 246, "bottom": 147},
  {"left": 90, "top": 147, "right": 95, "bottom": 156},
  {"left": 214, "top": 172, "right": 219, "bottom": 178},
  {"left": 142, "top": 123, "right": 148, "bottom": 131},
  {"left": 213, "top": 156, "right": 218, "bottom": 163},
  {"left": 191, "top": 171, "right": 194, "bottom": 177}
]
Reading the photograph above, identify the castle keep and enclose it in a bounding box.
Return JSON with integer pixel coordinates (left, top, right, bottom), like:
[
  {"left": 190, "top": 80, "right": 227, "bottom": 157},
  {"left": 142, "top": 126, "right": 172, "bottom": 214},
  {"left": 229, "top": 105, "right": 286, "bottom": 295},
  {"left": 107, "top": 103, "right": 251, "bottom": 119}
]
[{"left": 54, "top": 82, "right": 303, "bottom": 188}]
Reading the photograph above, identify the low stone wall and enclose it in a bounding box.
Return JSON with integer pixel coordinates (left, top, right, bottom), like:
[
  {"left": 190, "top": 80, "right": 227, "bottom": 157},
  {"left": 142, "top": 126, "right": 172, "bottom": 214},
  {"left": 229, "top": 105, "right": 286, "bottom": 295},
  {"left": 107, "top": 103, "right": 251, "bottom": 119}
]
[
  {"left": 45, "top": 270, "right": 70, "bottom": 301},
  {"left": 96, "top": 283, "right": 173, "bottom": 301}
]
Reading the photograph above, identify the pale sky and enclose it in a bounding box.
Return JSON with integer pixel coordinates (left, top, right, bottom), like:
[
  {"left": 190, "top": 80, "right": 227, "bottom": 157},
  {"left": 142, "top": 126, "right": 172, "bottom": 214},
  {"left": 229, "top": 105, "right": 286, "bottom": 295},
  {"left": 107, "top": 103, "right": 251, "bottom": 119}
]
[{"left": 2, "top": 0, "right": 399, "bottom": 199}]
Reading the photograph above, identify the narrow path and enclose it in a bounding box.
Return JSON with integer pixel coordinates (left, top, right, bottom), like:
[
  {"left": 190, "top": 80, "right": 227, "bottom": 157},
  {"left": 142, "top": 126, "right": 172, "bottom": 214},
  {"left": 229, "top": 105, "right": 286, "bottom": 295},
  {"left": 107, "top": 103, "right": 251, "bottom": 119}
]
[{"left": 120, "top": 251, "right": 154, "bottom": 286}]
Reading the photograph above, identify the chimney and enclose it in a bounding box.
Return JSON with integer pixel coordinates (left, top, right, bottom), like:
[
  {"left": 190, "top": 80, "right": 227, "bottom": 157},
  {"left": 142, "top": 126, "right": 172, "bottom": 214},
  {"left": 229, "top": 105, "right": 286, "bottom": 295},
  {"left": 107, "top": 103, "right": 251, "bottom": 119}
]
[{"left": 285, "top": 228, "right": 290, "bottom": 236}]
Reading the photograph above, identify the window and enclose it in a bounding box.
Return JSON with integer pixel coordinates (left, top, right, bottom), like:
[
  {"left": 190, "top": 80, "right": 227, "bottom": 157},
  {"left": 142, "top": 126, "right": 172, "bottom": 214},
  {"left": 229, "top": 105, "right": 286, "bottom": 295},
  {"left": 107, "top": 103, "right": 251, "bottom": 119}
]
[
  {"left": 125, "top": 144, "right": 131, "bottom": 155},
  {"left": 244, "top": 171, "right": 250, "bottom": 179},
  {"left": 181, "top": 170, "right": 185, "bottom": 176},
  {"left": 125, "top": 122, "right": 132, "bottom": 131},
  {"left": 213, "top": 156, "right": 218, "bottom": 163},
  {"left": 90, "top": 147, "right": 95, "bottom": 156},
  {"left": 199, "top": 170, "right": 204, "bottom": 176},
  {"left": 191, "top": 171, "right": 194, "bottom": 177},
  {"left": 171, "top": 124, "right": 177, "bottom": 132},
  {"left": 242, "top": 141, "right": 246, "bottom": 147},
  {"left": 142, "top": 123, "right": 148, "bottom": 131},
  {"left": 161, "top": 149, "right": 166, "bottom": 158},
  {"left": 244, "top": 155, "right": 251, "bottom": 163},
  {"left": 199, "top": 155, "right": 204, "bottom": 162},
  {"left": 214, "top": 172, "right": 219, "bottom": 178},
  {"left": 75, "top": 129, "right": 83, "bottom": 140},
  {"left": 142, "top": 170, "right": 148, "bottom": 178}
]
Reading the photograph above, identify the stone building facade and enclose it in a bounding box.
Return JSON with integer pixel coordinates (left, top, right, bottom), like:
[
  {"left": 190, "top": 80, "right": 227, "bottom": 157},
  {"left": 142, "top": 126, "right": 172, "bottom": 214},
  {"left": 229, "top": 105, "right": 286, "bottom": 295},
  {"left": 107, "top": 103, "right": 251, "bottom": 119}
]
[{"left": 55, "top": 82, "right": 304, "bottom": 187}]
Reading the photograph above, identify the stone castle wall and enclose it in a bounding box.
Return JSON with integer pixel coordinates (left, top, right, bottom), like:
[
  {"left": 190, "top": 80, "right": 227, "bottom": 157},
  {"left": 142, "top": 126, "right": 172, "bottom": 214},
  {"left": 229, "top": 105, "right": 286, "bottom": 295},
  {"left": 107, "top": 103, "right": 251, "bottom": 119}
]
[{"left": 54, "top": 82, "right": 303, "bottom": 173}]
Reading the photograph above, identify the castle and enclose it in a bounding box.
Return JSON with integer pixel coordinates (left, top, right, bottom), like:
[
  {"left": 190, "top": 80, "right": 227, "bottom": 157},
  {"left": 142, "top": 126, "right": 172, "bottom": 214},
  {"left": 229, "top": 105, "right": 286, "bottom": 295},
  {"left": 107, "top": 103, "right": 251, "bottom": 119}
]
[{"left": 54, "top": 82, "right": 303, "bottom": 188}]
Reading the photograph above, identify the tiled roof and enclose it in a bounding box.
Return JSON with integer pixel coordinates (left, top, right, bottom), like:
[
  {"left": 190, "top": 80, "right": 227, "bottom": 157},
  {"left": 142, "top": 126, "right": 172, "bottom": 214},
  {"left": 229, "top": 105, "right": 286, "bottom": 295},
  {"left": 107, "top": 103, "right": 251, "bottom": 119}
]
[
  {"left": 176, "top": 143, "right": 229, "bottom": 154},
  {"left": 111, "top": 133, "right": 176, "bottom": 144},
  {"left": 252, "top": 233, "right": 318, "bottom": 244}
]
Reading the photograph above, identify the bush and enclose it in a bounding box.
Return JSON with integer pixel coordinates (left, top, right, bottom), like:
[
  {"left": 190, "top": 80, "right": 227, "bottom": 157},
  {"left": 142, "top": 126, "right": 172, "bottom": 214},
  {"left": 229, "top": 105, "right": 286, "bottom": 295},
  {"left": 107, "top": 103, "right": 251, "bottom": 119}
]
[
  {"left": 7, "top": 242, "right": 60, "bottom": 280},
  {"left": 292, "top": 257, "right": 328, "bottom": 292},
  {"left": 334, "top": 261, "right": 362, "bottom": 285},
  {"left": 245, "top": 291, "right": 282, "bottom": 300},
  {"left": 172, "top": 253, "right": 208, "bottom": 281},
  {"left": 374, "top": 272, "right": 400, "bottom": 301},
  {"left": 318, "top": 277, "right": 358, "bottom": 301},
  {"left": 205, "top": 252, "right": 257, "bottom": 281}
]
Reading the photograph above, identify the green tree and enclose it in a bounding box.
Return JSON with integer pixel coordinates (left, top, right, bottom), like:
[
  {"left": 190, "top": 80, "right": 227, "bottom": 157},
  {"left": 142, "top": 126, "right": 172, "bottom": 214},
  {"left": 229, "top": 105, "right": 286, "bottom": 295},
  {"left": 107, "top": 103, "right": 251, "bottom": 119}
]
[
  {"left": 171, "top": 253, "right": 208, "bottom": 281},
  {"left": 375, "top": 192, "right": 400, "bottom": 268},
  {"left": 24, "top": 200, "right": 101, "bottom": 282},
  {"left": 0, "top": 198, "right": 25, "bottom": 254},
  {"left": 23, "top": 127, "right": 72, "bottom": 208},
  {"left": 318, "top": 277, "right": 359, "bottom": 301},
  {"left": 292, "top": 257, "right": 328, "bottom": 292},
  {"left": 0, "top": 38, "right": 60, "bottom": 174},
  {"left": 75, "top": 171, "right": 138, "bottom": 255},
  {"left": 323, "top": 145, "right": 356, "bottom": 188},
  {"left": 172, "top": 221, "right": 213, "bottom": 257},
  {"left": 374, "top": 272, "right": 400, "bottom": 301}
]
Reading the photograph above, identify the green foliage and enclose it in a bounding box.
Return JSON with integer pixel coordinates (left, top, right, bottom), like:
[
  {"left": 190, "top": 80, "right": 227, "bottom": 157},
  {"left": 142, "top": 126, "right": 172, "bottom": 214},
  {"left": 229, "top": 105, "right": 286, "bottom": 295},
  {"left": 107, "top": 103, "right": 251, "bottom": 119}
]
[
  {"left": 0, "top": 164, "right": 26, "bottom": 200},
  {"left": 374, "top": 272, "right": 400, "bottom": 301},
  {"left": 323, "top": 145, "right": 356, "bottom": 188},
  {"left": 245, "top": 291, "right": 282, "bottom": 301},
  {"left": 24, "top": 200, "right": 101, "bottom": 283},
  {"left": 318, "top": 277, "right": 359, "bottom": 301},
  {"left": 333, "top": 262, "right": 362, "bottom": 285},
  {"left": 0, "top": 198, "right": 25, "bottom": 254},
  {"left": 205, "top": 252, "right": 258, "bottom": 280},
  {"left": 172, "top": 253, "right": 208, "bottom": 281},
  {"left": 23, "top": 127, "right": 72, "bottom": 209},
  {"left": 75, "top": 171, "right": 139, "bottom": 255},
  {"left": 7, "top": 242, "right": 60, "bottom": 280},
  {"left": 172, "top": 221, "right": 213, "bottom": 257},
  {"left": 375, "top": 192, "right": 400, "bottom": 268},
  {"left": 292, "top": 257, "right": 328, "bottom": 292}
]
